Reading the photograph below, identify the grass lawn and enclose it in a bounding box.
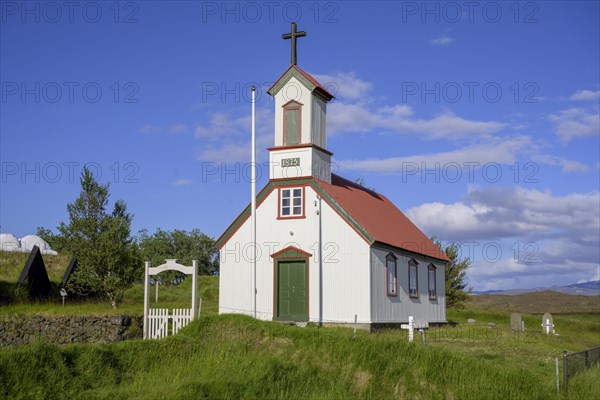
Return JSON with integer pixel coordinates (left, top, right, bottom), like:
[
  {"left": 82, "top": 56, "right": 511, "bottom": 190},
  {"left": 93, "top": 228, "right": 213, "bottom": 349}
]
[
  {"left": 1, "top": 312, "right": 598, "bottom": 399},
  {"left": 1, "top": 250, "right": 598, "bottom": 399}
]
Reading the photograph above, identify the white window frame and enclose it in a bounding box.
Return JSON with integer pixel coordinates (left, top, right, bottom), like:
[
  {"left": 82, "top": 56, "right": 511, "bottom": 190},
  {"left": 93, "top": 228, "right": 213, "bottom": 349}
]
[
  {"left": 279, "top": 187, "right": 304, "bottom": 218},
  {"left": 386, "top": 254, "right": 397, "bottom": 296},
  {"left": 409, "top": 259, "right": 418, "bottom": 298},
  {"left": 428, "top": 264, "right": 437, "bottom": 300}
]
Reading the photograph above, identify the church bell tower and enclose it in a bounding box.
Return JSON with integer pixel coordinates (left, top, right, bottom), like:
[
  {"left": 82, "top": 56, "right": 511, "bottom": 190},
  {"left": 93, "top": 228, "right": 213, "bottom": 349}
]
[{"left": 267, "top": 23, "right": 334, "bottom": 183}]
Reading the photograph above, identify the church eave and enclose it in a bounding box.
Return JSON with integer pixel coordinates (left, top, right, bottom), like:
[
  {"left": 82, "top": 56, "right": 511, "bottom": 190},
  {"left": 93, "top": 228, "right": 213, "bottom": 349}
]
[
  {"left": 371, "top": 241, "right": 450, "bottom": 265},
  {"left": 267, "top": 143, "right": 333, "bottom": 156}
]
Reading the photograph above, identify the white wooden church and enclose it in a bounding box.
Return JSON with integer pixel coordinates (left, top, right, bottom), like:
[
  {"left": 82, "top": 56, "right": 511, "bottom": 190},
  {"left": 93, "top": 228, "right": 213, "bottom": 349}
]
[{"left": 217, "top": 24, "right": 449, "bottom": 329}]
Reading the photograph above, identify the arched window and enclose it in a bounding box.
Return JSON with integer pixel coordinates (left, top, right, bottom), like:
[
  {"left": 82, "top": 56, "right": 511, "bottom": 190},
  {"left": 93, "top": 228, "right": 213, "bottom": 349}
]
[
  {"left": 428, "top": 264, "right": 437, "bottom": 300},
  {"left": 408, "top": 258, "right": 418, "bottom": 298},
  {"left": 283, "top": 100, "right": 302, "bottom": 145},
  {"left": 386, "top": 253, "right": 397, "bottom": 296}
]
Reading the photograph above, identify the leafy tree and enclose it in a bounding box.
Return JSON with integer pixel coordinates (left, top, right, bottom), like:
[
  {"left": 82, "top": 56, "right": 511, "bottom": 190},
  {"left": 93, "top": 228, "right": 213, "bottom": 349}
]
[
  {"left": 58, "top": 167, "right": 141, "bottom": 308},
  {"left": 36, "top": 227, "right": 68, "bottom": 252},
  {"left": 136, "top": 228, "right": 218, "bottom": 279},
  {"left": 433, "top": 238, "right": 472, "bottom": 308}
]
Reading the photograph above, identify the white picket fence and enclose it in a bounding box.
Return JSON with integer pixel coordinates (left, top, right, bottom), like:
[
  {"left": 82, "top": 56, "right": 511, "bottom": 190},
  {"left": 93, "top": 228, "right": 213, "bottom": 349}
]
[{"left": 148, "top": 308, "right": 193, "bottom": 339}]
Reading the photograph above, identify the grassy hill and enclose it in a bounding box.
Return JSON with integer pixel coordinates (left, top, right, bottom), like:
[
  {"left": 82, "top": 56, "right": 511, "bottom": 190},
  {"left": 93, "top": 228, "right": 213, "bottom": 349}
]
[
  {"left": 0, "top": 250, "right": 72, "bottom": 283},
  {"left": 1, "top": 313, "right": 597, "bottom": 400},
  {"left": 0, "top": 250, "right": 219, "bottom": 314},
  {"left": 1, "top": 257, "right": 598, "bottom": 399},
  {"left": 467, "top": 291, "right": 600, "bottom": 314}
]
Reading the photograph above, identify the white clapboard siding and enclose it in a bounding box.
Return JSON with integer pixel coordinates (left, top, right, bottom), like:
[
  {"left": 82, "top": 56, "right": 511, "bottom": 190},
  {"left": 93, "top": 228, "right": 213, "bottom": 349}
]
[
  {"left": 219, "top": 185, "right": 372, "bottom": 323},
  {"left": 370, "top": 246, "right": 446, "bottom": 323}
]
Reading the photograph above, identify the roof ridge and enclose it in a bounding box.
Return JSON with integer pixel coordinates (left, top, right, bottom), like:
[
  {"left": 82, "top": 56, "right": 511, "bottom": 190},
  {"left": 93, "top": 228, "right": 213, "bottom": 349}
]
[{"left": 330, "top": 173, "right": 384, "bottom": 197}]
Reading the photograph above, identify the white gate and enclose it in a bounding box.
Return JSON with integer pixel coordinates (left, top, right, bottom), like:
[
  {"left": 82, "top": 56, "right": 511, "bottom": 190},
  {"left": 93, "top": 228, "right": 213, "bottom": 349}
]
[
  {"left": 147, "top": 308, "right": 193, "bottom": 339},
  {"left": 143, "top": 259, "right": 198, "bottom": 340}
]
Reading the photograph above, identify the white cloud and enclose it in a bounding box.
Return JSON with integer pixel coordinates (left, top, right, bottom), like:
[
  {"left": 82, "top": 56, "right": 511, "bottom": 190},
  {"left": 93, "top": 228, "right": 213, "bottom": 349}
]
[
  {"left": 406, "top": 187, "right": 600, "bottom": 242},
  {"left": 196, "top": 131, "right": 272, "bottom": 163},
  {"left": 533, "top": 154, "right": 589, "bottom": 173},
  {"left": 430, "top": 36, "right": 455, "bottom": 46},
  {"left": 328, "top": 102, "right": 505, "bottom": 138},
  {"left": 194, "top": 108, "right": 273, "bottom": 139},
  {"left": 194, "top": 108, "right": 274, "bottom": 163},
  {"left": 469, "top": 258, "right": 599, "bottom": 291},
  {"left": 306, "top": 71, "right": 508, "bottom": 139},
  {"left": 312, "top": 72, "right": 373, "bottom": 101},
  {"left": 407, "top": 187, "right": 600, "bottom": 290},
  {"left": 569, "top": 89, "right": 600, "bottom": 101},
  {"left": 548, "top": 108, "right": 600, "bottom": 142},
  {"left": 197, "top": 142, "right": 249, "bottom": 163},
  {"left": 337, "top": 136, "right": 532, "bottom": 173},
  {"left": 173, "top": 179, "right": 192, "bottom": 186}
]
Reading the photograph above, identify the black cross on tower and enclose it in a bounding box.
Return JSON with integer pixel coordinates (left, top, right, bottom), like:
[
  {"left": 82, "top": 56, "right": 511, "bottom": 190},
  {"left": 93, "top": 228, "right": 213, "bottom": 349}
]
[{"left": 282, "top": 22, "right": 306, "bottom": 65}]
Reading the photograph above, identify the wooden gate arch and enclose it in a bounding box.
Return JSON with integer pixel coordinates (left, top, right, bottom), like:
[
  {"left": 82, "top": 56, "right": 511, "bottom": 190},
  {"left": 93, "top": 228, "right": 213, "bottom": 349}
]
[{"left": 143, "top": 259, "right": 198, "bottom": 339}]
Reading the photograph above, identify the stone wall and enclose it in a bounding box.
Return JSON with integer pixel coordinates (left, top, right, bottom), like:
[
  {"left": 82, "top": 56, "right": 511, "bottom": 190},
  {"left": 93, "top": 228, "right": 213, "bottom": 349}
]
[{"left": 0, "top": 314, "right": 143, "bottom": 347}]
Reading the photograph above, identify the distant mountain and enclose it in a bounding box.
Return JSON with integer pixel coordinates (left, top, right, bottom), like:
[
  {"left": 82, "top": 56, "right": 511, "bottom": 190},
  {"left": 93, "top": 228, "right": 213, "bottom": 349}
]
[{"left": 473, "top": 280, "right": 600, "bottom": 296}]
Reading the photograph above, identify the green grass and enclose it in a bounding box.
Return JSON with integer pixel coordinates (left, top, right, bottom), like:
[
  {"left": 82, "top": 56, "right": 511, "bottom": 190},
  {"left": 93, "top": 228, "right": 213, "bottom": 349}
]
[
  {"left": 566, "top": 364, "right": 600, "bottom": 399},
  {"left": 1, "top": 313, "right": 597, "bottom": 399},
  {"left": 0, "top": 250, "right": 72, "bottom": 283},
  {"left": 1, "top": 264, "right": 598, "bottom": 399},
  {"left": 0, "top": 276, "right": 219, "bottom": 316},
  {"left": 0, "top": 248, "right": 219, "bottom": 315}
]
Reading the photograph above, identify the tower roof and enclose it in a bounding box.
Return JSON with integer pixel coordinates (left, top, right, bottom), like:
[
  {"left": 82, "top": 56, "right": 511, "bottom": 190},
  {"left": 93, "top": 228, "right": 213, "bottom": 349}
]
[{"left": 267, "top": 64, "right": 335, "bottom": 101}]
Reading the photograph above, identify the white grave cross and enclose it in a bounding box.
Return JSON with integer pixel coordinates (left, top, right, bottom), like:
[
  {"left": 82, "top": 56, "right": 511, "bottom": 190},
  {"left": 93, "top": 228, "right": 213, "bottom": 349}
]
[{"left": 401, "top": 316, "right": 415, "bottom": 342}]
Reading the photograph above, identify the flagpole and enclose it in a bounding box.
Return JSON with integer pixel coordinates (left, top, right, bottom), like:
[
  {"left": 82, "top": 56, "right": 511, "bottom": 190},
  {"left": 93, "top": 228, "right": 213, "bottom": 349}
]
[{"left": 251, "top": 85, "right": 257, "bottom": 319}]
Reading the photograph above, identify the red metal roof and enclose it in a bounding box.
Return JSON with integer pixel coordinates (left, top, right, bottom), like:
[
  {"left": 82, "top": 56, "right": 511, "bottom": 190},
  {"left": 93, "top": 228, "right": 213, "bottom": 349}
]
[{"left": 316, "top": 174, "right": 449, "bottom": 262}]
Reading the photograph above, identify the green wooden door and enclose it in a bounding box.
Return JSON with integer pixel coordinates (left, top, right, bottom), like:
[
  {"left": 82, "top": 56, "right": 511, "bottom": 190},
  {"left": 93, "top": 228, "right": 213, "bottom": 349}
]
[{"left": 277, "top": 261, "right": 308, "bottom": 321}]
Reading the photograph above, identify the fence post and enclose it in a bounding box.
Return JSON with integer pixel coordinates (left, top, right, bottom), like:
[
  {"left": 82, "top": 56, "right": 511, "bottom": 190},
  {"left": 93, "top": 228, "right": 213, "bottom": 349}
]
[
  {"left": 584, "top": 349, "right": 589, "bottom": 368},
  {"left": 555, "top": 357, "right": 559, "bottom": 394},
  {"left": 563, "top": 350, "right": 568, "bottom": 391}
]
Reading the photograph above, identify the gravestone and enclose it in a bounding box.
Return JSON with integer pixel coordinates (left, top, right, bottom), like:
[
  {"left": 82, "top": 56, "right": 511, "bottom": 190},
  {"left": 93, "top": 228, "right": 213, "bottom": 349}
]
[
  {"left": 17, "top": 245, "right": 51, "bottom": 298},
  {"left": 401, "top": 316, "right": 415, "bottom": 342},
  {"left": 541, "top": 313, "right": 555, "bottom": 334},
  {"left": 510, "top": 313, "right": 525, "bottom": 332}
]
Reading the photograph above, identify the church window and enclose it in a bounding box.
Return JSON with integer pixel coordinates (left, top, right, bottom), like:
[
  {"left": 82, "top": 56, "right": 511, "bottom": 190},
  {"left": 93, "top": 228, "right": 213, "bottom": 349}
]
[
  {"left": 283, "top": 101, "right": 302, "bottom": 145},
  {"left": 409, "top": 259, "right": 418, "bottom": 298},
  {"left": 428, "top": 264, "right": 437, "bottom": 300},
  {"left": 279, "top": 187, "right": 304, "bottom": 218},
  {"left": 386, "top": 253, "right": 397, "bottom": 296}
]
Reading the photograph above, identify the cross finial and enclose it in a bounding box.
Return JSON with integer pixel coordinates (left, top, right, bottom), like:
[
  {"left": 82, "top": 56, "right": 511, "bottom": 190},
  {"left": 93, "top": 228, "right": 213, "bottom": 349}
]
[{"left": 282, "top": 22, "right": 306, "bottom": 65}]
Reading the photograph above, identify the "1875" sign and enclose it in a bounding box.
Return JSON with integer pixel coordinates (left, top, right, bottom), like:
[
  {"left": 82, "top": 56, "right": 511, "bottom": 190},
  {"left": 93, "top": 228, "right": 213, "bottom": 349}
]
[{"left": 281, "top": 157, "right": 300, "bottom": 167}]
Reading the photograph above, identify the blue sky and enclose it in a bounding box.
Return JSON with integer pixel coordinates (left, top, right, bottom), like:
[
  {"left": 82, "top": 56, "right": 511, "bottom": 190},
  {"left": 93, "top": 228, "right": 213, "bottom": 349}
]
[{"left": 1, "top": 1, "right": 599, "bottom": 291}]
